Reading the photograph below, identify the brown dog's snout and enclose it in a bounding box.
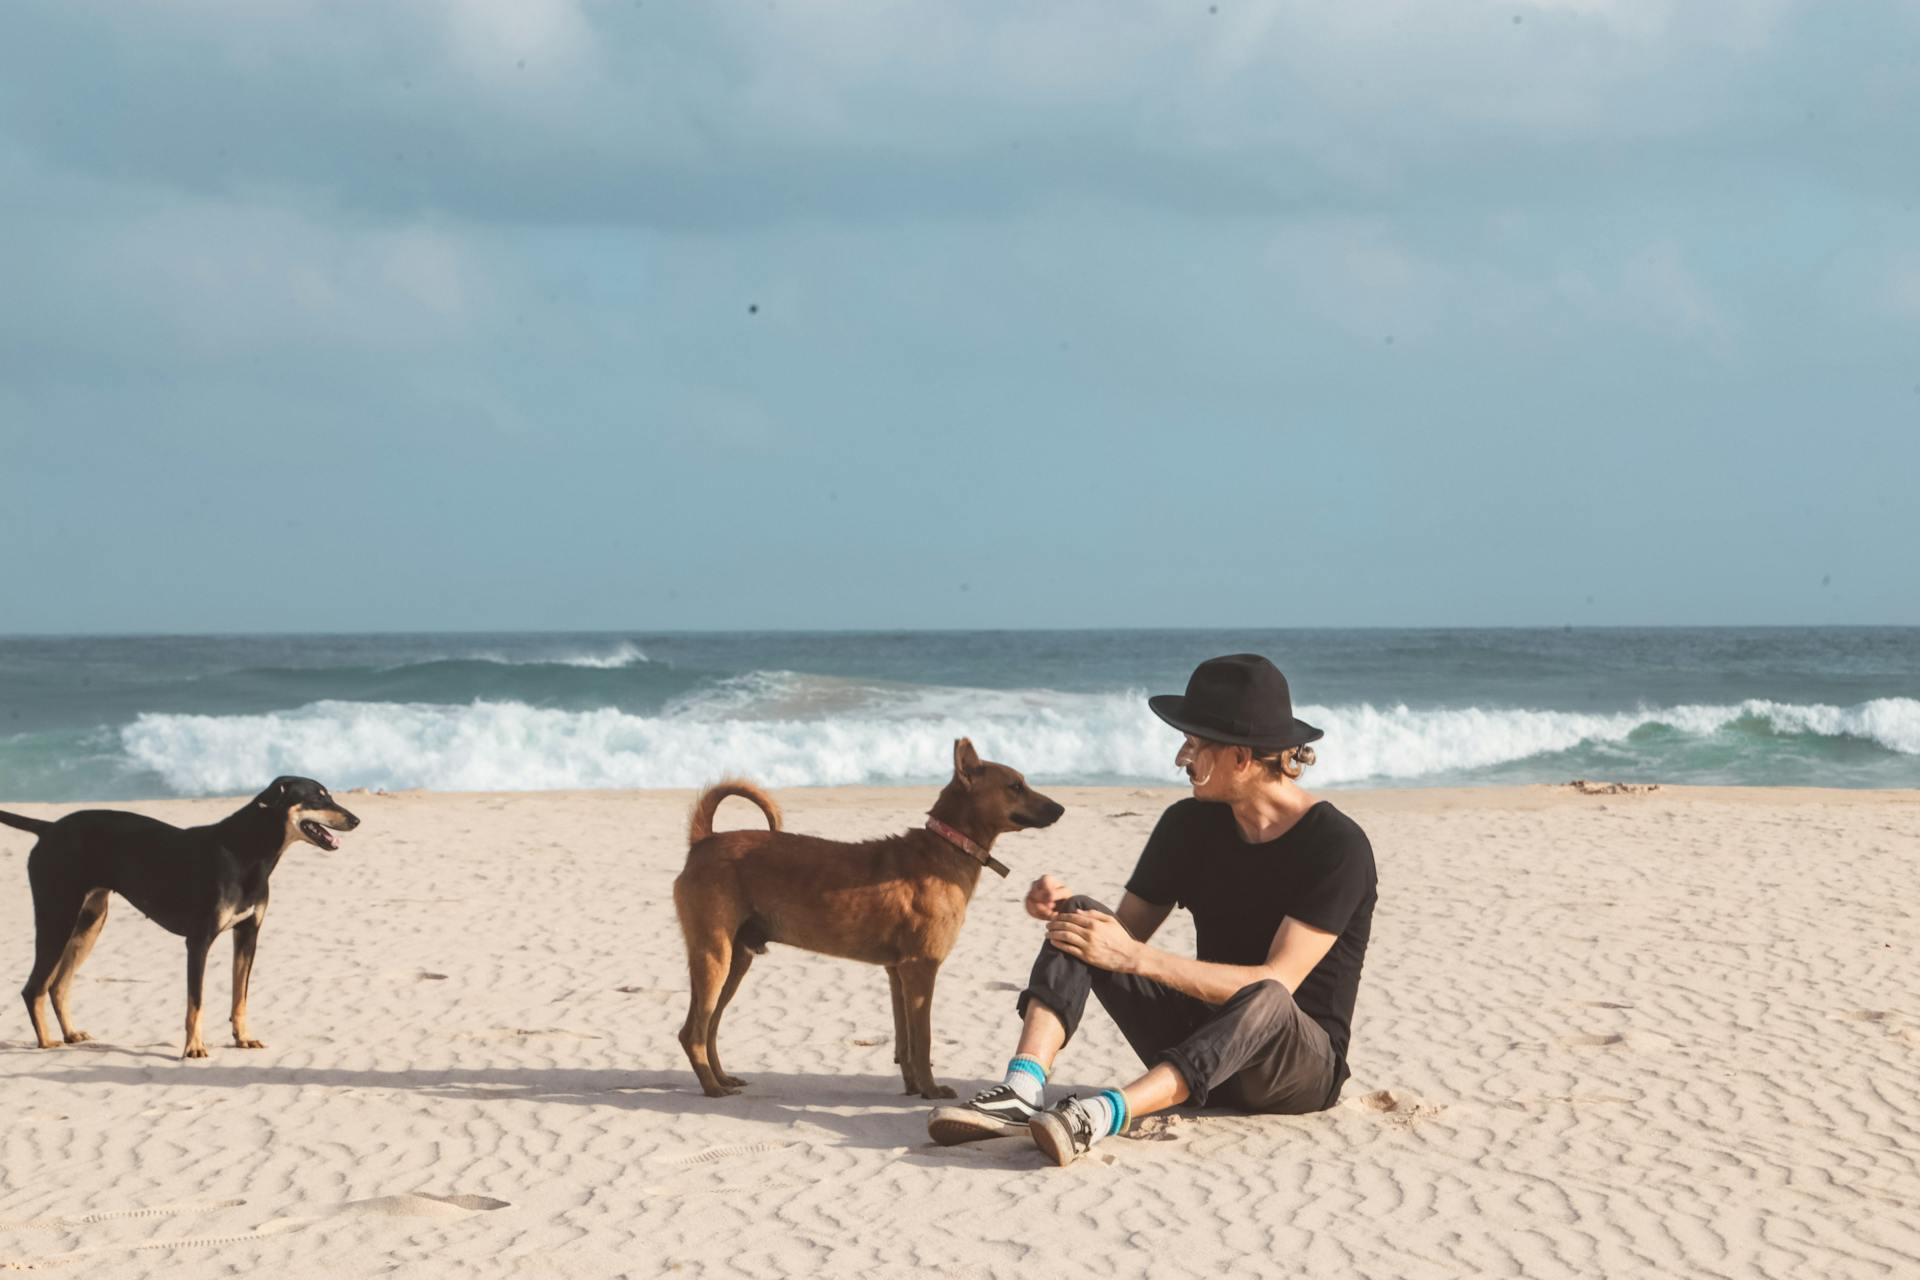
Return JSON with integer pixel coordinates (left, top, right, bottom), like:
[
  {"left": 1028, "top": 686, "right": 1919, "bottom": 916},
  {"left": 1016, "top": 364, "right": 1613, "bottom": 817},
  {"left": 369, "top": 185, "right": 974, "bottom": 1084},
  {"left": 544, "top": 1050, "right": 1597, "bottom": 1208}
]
[{"left": 1016, "top": 798, "right": 1066, "bottom": 828}]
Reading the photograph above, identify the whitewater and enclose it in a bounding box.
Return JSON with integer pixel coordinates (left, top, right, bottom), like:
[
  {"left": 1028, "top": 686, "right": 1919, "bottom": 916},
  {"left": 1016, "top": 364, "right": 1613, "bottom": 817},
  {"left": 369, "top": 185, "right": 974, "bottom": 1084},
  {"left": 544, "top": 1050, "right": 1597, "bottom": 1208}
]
[{"left": 3, "top": 628, "right": 1915, "bottom": 800}]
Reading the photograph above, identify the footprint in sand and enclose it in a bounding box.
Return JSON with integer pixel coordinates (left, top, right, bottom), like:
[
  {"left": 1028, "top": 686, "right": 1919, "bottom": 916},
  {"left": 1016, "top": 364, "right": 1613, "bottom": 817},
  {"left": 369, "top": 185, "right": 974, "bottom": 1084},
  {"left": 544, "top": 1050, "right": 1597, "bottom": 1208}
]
[
  {"left": 460, "top": 1026, "right": 598, "bottom": 1040},
  {"left": 416, "top": 972, "right": 448, "bottom": 982},
  {"left": 849, "top": 1036, "right": 888, "bottom": 1047},
  {"left": 1839, "top": 1010, "right": 1891, "bottom": 1023},
  {"left": 1560, "top": 1032, "right": 1627, "bottom": 1048},
  {"left": 1355, "top": 1089, "right": 1444, "bottom": 1119},
  {"left": 0, "top": 1194, "right": 506, "bottom": 1268},
  {"left": 1580, "top": 1000, "right": 1634, "bottom": 1010},
  {"left": 0, "top": 1198, "right": 247, "bottom": 1232},
  {"left": 985, "top": 981, "right": 1024, "bottom": 992},
  {"left": 672, "top": 1141, "right": 800, "bottom": 1168},
  {"left": 257, "top": 1192, "right": 509, "bottom": 1233},
  {"left": 1123, "top": 1115, "right": 1186, "bottom": 1142}
]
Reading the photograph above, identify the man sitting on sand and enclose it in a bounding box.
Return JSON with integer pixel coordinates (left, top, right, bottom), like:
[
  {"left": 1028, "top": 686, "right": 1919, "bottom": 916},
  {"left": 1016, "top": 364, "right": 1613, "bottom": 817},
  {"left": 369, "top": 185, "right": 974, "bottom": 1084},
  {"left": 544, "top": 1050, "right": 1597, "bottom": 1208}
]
[{"left": 928, "top": 654, "right": 1377, "bottom": 1165}]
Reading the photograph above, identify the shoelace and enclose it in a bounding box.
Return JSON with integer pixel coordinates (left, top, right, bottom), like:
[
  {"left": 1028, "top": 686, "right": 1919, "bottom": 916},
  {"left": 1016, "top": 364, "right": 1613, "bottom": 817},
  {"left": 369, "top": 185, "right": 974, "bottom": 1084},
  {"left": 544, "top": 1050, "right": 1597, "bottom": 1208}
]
[{"left": 1057, "top": 1098, "right": 1095, "bottom": 1146}]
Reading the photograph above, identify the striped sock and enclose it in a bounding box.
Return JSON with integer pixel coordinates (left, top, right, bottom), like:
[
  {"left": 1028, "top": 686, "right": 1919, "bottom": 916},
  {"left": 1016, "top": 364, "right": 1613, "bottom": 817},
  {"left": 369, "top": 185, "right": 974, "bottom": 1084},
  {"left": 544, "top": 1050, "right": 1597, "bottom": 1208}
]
[
  {"left": 1004, "top": 1055, "right": 1048, "bottom": 1107},
  {"left": 1079, "top": 1088, "right": 1129, "bottom": 1143}
]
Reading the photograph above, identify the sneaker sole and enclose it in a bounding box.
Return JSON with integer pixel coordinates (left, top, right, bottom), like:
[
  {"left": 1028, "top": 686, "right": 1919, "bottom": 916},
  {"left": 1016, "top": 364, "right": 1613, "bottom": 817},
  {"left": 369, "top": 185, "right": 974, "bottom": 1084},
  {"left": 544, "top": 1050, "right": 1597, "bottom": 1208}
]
[
  {"left": 927, "top": 1107, "right": 1029, "bottom": 1147},
  {"left": 1028, "top": 1111, "right": 1079, "bottom": 1166}
]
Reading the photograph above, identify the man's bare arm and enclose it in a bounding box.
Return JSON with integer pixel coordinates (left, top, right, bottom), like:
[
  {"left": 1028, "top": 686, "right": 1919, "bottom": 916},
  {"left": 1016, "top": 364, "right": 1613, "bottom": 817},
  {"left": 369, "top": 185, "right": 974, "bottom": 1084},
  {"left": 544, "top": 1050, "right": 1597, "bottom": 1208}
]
[
  {"left": 1024, "top": 878, "right": 1171, "bottom": 944},
  {"left": 1050, "top": 909, "right": 1338, "bottom": 1005},
  {"left": 1114, "top": 892, "right": 1172, "bottom": 944}
]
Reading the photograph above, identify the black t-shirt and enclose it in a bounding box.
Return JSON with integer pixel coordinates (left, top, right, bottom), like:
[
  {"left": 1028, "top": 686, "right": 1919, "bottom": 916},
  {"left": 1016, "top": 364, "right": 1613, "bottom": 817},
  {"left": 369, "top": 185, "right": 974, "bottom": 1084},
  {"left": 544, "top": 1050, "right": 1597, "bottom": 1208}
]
[{"left": 1125, "top": 798, "right": 1377, "bottom": 1095}]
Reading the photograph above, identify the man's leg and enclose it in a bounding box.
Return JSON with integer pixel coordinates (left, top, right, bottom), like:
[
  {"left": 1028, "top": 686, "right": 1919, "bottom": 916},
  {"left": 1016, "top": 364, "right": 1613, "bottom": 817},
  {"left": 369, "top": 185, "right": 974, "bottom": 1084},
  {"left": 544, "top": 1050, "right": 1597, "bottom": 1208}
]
[
  {"left": 1029, "top": 979, "right": 1336, "bottom": 1167},
  {"left": 930, "top": 896, "right": 1202, "bottom": 1144}
]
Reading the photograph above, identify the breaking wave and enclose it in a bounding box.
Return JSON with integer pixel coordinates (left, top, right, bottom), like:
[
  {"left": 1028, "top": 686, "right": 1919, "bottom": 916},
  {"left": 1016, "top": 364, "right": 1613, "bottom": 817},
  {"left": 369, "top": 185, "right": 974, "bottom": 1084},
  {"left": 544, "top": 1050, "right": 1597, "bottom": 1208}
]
[{"left": 114, "top": 678, "right": 1920, "bottom": 795}]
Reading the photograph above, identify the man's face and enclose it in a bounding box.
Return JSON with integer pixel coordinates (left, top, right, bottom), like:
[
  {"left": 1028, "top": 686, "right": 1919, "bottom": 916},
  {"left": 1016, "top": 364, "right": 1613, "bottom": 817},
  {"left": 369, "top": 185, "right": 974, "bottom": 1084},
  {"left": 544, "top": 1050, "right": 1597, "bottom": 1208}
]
[{"left": 1176, "top": 734, "right": 1225, "bottom": 796}]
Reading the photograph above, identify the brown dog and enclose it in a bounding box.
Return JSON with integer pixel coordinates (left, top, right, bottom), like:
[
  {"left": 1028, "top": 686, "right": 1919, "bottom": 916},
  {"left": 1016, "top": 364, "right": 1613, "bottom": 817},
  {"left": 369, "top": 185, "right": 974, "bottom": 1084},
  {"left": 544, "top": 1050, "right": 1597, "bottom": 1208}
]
[{"left": 672, "top": 739, "right": 1064, "bottom": 1099}]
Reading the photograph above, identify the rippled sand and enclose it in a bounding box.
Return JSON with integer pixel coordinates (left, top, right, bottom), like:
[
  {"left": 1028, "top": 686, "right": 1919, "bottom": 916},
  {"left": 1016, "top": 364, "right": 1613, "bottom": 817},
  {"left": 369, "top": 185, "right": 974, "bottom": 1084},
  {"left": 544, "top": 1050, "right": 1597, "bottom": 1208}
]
[{"left": 3, "top": 785, "right": 1917, "bottom": 1277}]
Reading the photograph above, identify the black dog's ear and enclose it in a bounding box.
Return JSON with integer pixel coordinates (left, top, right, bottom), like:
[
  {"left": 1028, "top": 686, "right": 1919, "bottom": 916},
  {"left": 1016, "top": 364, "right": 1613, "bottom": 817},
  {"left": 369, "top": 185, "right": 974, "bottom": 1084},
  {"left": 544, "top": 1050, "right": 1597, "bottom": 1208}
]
[
  {"left": 953, "top": 738, "right": 982, "bottom": 788},
  {"left": 256, "top": 777, "right": 293, "bottom": 808}
]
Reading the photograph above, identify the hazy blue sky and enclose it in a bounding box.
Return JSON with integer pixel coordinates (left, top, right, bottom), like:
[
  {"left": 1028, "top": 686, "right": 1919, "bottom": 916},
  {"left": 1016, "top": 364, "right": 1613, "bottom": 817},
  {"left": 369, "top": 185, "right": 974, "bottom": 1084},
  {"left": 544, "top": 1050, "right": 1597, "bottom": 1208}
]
[{"left": 3, "top": 1, "right": 1916, "bottom": 633}]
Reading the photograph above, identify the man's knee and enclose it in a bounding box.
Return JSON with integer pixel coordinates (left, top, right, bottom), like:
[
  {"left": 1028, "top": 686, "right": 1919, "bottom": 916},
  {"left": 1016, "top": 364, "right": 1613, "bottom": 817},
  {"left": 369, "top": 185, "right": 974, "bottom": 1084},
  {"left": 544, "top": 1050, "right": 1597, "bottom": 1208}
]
[
  {"left": 1057, "top": 894, "right": 1112, "bottom": 915},
  {"left": 1229, "top": 978, "right": 1297, "bottom": 1023}
]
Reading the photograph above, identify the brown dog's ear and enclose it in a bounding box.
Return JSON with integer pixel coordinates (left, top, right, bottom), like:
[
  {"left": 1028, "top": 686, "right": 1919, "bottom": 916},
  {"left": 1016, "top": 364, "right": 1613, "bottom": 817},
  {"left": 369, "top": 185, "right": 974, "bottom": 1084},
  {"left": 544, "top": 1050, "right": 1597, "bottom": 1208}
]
[{"left": 953, "top": 738, "right": 982, "bottom": 787}]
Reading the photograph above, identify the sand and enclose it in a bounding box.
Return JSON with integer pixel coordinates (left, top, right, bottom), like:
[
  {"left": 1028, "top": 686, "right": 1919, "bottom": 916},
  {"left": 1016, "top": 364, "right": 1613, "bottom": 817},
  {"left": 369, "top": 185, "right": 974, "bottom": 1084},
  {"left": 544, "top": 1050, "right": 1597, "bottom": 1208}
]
[{"left": 2, "top": 784, "right": 1917, "bottom": 1278}]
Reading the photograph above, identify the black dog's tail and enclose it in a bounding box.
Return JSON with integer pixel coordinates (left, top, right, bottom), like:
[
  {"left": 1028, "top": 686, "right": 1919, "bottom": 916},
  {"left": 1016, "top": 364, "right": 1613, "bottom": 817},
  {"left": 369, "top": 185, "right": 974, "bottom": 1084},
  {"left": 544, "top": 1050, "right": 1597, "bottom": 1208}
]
[
  {"left": 687, "top": 779, "right": 782, "bottom": 847},
  {"left": 0, "top": 810, "right": 52, "bottom": 836}
]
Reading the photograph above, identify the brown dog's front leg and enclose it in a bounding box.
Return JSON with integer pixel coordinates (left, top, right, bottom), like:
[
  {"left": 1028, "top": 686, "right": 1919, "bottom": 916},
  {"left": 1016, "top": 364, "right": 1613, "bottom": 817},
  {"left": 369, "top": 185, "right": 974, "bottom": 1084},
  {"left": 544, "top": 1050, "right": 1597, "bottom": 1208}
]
[
  {"left": 182, "top": 934, "right": 215, "bottom": 1059},
  {"left": 886, "top": 965, "right": 915, "bottom": 1093},
  {"left": 897, "top": 960, "right": 954, "bottom": 1099}
]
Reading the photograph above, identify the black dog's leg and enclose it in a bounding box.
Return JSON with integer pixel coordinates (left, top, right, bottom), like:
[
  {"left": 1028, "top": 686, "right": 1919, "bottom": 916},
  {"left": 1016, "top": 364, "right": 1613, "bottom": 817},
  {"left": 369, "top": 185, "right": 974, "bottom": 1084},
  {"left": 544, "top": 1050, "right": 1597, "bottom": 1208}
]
[
  {"left": 182, "top": 933, "right": 217, "bottom": 1059},
  {"left": 49, "top": 888, "right": 111, "bottom": 1044},
  {"left": 230, "top": 907, "right": 266, "bottom": 1049},
  {"left": 22, "top": 887, "right": 87, "bottom": 1049}
]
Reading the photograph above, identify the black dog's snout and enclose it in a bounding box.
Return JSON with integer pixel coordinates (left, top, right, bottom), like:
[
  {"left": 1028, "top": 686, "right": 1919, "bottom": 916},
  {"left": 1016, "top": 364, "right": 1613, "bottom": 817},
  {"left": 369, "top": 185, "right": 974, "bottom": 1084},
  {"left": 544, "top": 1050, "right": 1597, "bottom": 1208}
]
[{"left": 338, "top": 809, "right": 362, "bottom": 831}]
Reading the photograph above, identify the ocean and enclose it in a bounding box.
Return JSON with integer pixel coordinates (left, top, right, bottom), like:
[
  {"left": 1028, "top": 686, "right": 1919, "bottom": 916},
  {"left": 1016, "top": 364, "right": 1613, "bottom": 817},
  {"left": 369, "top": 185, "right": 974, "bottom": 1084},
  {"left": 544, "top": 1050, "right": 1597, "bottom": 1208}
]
[{"left": 0, "top": 628, "right": 1914, "bottom": 802}]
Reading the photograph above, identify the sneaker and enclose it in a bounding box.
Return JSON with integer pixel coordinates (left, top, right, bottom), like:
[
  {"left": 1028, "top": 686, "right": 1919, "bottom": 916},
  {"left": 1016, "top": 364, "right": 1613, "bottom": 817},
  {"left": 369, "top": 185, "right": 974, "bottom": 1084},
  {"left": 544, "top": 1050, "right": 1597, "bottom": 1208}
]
[
  {"left": 1028, "top": 1096, "right": 1099, "bottom": 1167},
  {"left": 927, "top": 1083, "right": 1040, "bottom": 1146}
]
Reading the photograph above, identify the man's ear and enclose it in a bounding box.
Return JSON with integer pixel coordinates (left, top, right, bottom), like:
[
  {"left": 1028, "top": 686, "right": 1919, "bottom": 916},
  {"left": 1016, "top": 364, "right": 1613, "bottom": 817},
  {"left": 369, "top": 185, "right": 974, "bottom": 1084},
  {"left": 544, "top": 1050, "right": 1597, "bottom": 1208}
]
[{"left": 953, "top": 738, "right": 982, "bottom": 788}]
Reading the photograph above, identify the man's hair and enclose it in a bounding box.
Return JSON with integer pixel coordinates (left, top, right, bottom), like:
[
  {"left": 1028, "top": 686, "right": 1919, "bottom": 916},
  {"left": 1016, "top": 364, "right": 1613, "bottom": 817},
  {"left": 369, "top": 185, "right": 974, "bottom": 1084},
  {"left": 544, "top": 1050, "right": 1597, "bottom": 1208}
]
[{"left": 1249, "top": 743, "right": 1317, "bottom": 780}]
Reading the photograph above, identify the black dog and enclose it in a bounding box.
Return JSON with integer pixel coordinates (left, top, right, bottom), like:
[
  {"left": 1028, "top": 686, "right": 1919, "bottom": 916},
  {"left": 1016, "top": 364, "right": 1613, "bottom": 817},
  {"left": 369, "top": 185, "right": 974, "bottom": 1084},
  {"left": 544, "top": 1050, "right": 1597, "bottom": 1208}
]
[{"left": 2, "top": 777, "right": 359, "bottom": 1058}]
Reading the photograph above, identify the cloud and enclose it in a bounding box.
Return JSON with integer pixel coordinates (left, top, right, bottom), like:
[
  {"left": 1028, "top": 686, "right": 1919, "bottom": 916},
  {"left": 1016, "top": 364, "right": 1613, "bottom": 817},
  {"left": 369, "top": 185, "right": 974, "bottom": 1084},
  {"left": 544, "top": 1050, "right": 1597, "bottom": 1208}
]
[
  {"left": 0, "top": 167, "right": 496, "bottom": 371},
  {"left": 1618, "top": 240, "right": 1730, "bottom": 348},
  {"left": 1883, "top": 253, "right": 1920, "bottom": 320},
  {"left": 1261, "top": 218, "right": 1734, "bottom": 353},
  {"left": 0, "top": 0, "right": 1876, "bottom": 232}
]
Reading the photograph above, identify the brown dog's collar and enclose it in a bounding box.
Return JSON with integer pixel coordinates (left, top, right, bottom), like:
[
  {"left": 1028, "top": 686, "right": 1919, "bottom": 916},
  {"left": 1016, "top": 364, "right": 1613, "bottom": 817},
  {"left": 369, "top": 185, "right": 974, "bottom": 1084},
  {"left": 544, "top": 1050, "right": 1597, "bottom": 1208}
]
[{"left": 925, "top": 818, "right": 1009, "bottom": 878}]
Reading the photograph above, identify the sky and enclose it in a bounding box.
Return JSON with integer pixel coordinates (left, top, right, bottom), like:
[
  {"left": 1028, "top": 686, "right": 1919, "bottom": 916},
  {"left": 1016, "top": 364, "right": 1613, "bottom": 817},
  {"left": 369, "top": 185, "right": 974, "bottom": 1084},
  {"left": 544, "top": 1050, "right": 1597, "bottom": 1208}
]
[{"left": 2, "top": 0, "right": 1917, "bottom": 633}]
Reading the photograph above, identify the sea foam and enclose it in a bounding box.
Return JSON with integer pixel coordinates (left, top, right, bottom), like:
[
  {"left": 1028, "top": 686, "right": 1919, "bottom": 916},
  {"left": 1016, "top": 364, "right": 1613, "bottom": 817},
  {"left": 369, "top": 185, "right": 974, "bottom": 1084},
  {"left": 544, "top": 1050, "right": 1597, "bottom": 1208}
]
[{"left": 114, "top": 683, "right": 1920, "bottom": 796}]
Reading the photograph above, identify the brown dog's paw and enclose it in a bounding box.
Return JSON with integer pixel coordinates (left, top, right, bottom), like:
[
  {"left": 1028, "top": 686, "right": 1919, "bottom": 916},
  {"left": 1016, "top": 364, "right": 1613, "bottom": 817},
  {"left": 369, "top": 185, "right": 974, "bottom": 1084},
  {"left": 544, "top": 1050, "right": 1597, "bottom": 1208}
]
[
  {"left": 234, "top": 1037, "right": 267, "bottom": 1050},
  {"left": 920, "top": 1084, "right": 957, "bottom": 1100},
  {"left": 183, "top": 1043, "right": 210, "bottom": 1060},
  {"left": 717, "top": 1073, "right": 745, "bottom": 1088},
  {"left": 36, "top": 1038, "right": 65, "bottom": 1050},
  {"left": 63, "top": 1030, "right": 94, "bottom": 1044},
  {"left": 701, "top": 1082, "right": 742, "bottom": 1098}
]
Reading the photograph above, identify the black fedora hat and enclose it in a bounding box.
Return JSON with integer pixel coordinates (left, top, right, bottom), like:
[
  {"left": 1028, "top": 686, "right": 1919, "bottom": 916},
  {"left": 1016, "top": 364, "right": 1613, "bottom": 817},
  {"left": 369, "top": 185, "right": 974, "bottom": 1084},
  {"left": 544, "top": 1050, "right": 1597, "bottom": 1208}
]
[{"left": 1148, "top": 654, "right": 1323, "bottom": 751}]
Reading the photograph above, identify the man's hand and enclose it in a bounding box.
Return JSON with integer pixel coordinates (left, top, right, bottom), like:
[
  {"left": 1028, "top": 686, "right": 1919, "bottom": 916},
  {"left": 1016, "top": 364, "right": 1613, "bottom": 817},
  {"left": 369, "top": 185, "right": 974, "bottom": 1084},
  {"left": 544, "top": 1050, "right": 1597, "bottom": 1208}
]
[
  {"left": 1045, "top": 909, "right": 1143, "bottom": 974},
  {"left": 1025, "top": 874, "right": 1071, "bottom": 920}
]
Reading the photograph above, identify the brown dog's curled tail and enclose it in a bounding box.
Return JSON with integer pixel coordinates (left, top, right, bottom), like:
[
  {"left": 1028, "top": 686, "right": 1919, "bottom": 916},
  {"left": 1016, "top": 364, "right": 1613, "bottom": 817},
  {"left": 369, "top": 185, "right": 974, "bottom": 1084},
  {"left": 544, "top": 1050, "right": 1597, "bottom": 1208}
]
[{"left": 688, "top": 779, "right": 782, "bottom": 846}]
